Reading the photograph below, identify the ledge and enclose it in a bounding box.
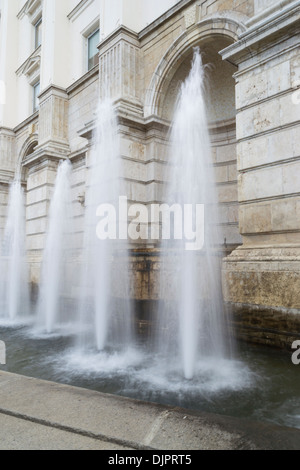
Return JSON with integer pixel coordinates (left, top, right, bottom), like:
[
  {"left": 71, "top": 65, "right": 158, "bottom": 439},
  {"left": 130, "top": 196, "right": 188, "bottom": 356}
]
[
  {"left": 221, "top": 1, "right": 300, "bottom": 65},
  {"left": 66, "top": 65, "right": 99, "bottom": 96},
  {"left": 0, "top": 370, "right": 300, "bottom": 449},
  {"left": 13, "top": 111, "right": 39, "bottom": 134},
  {"left": 67, "top": 0, "right": 94, "bottom": 22},
  {"left": 38, "top": 84, "right": 68, "bottom": 102},
  {"left": 98, "top": 25, "right": 140, "bottom": 52},
  {"left": 22, "top": 140, "right": 70, "bottom": 168},
  {"left": 16, "top": 46, "right": 41, "bottom": 77}
]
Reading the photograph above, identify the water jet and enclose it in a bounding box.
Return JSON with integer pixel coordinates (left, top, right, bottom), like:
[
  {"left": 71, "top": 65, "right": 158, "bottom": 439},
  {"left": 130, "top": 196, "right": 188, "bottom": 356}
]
[{"left": 0, "top": 180, "right": 30, "bottom": 323}]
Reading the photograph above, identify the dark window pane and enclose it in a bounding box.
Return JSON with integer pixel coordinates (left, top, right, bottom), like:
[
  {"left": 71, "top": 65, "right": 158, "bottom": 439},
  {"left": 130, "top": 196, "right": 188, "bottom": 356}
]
[
  {"left": 88, "top": 29, "right": 99, "bottom": 70},
  {"left": 35, "top": 19, "right": 42, "bottom": 49},
  {"left": 33, "top": 82, "right": 40, "bottom": 112}
]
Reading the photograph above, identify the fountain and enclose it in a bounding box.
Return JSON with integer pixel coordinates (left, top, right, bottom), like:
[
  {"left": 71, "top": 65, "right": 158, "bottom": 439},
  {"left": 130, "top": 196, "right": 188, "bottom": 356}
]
[
  {"left": 77, "top": 97, "right": 132, "bottom": 352},
  {"left": 0, "top": 180, "right": 30, "bottom": 322},
  {"left": 0, "top": 52, "right": 235, "bottom": 383},
  {"left": 0, "top": 49, "right": 299, "bottom": 436},
  {"left": 157, "top": 48, "right": 232, "bottom": 379},
  {"left": 35, "top": 159, "right": 75, "bottom": 334}
]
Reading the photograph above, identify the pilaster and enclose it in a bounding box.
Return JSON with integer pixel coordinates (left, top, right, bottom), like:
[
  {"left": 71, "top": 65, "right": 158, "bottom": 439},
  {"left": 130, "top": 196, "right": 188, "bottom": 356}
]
[
  {"left": 37, "top": 85, "right": 70, "bottom": 155},
  {"left": 22, "top": 84, "right": 71, "bottom": 281},
  {"left": 0, "top": 127, "right": 16, "bottom": 182},
  {"left": 98, "top": 26, "right": 143, "bottom": 120}
]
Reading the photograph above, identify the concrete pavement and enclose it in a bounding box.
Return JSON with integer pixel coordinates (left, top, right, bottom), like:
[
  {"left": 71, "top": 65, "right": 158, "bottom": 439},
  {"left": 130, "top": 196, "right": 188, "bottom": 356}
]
[{"left": 0, "top": 371, "right": 299, "bottom": 450}]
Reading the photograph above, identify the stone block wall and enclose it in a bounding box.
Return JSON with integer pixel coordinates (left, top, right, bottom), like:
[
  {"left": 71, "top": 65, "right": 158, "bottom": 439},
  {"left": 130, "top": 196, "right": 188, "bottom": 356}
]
[{"left": 221, "top": 0, "right": 300, "bottom": 347}]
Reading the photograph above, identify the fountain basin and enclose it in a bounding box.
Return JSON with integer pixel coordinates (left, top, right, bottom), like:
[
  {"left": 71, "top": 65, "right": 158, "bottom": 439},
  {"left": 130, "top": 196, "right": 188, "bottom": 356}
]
[{"left": 0, "top": 323, "right": 300, "bottom": 434}]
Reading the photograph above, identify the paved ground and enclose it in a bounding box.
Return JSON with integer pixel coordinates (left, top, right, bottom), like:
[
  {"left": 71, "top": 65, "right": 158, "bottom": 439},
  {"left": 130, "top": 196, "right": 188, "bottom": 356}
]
[{"left": 0, "top": 370, "right": 299, "bottom": 450}]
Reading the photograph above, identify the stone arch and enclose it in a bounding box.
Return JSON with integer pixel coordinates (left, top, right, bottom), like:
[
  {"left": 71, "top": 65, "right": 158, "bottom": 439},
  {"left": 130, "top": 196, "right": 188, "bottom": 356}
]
[
  {"left": 17, "top": 134, "right": 38, "bottom": 181},
  {"left": 144, "top": 13, "right": 247, "bottom": 249},
  {"left": 144, "top": 14, "right": 247, "bottom": 120}
]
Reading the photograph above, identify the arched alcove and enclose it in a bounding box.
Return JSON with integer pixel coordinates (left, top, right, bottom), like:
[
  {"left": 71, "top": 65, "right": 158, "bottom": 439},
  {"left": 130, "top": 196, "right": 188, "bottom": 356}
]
[
  {"left": 145, "top": 17, "right": 244, "bottom": 249},
  {"left": 18, "top": 135, "right": 38, "bottom": 182},
  {"left": 24, "top": 141, "right": 38, "bottom": 157},
  {"left": 161, "top": 35, "right": 236, "bottom": 125}
]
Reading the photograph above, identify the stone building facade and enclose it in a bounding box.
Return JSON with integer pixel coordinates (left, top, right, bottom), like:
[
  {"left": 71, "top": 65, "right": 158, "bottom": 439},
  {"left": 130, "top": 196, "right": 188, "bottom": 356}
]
[{"left": 0, "top": 0, "right": 299, "bottom": 347}]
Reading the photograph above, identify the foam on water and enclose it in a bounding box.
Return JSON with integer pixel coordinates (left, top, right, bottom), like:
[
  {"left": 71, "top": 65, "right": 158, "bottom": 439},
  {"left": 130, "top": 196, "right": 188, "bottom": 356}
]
[{"left": 55, "top": 347, "right": 145, "bottom": 377}]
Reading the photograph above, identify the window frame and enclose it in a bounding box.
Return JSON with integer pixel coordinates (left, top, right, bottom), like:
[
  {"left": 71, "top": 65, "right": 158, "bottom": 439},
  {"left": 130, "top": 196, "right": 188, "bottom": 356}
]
[
  {"left": 87, "top": 28, "right": 100, "bottom": 71},
  {"left": 33, "top": 81, "right": 40, "bottom": 113},
  {"left": 34, "top": 17, "right": 42, "bottom": 49}
]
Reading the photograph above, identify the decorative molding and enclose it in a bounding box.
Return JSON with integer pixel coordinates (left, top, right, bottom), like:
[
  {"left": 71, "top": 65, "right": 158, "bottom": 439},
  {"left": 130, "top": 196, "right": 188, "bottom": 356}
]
[
  {"left": 77, "top": 104, "right": 170, "bottom": 142},
  {"left": 25, "top": 0, "right": 42, "bottom": 16},
  {"left": 246, "top": 0, "right": 299, "bottom": 28},
  {"left": 38, "top": 84, "right": 68, "bottom": 102},
  {"left": 0, "top": 169, "right": 16, "bottom": 184},
  {"left": 200, "top": 0, "right": 218, "bottom": 18},
  {"left": 22, "top": 141, "right": 70, "bottom": 169},
  {"left": 81, "top": 17, "right": 100, "bottom": 38},
  {"left": 77, "top": 120, "right": 95, "bottom": 141},
  {"left": 19, "top": 134, "right": 39, "bottom": 163},
  {"left": 67, "top": 0, "right": 94, "bottom": 22},
  {"left": 17, "top": 0, "right": 42, "bottom": 22},
  {"left": 13, "top": 111, "right": 39, "bottom": 134},
  {"left": 16, "top": 46, "right": 41, "bottom": 78},
  {"left": 99, "top": 25, "right": 139, "bottom": 51},
  {"left": 0, "top": 127, "right": 15, "bottom": 137},
  {"left": 25, "top": 156, "right": 61, "bottom": 175},
  {"left": 66, "top": 65, "right": 99, "bottom": 96},
  {"left": 69, "top": 147, "right": 88, "bottom": 162},
  {"left": 221, "top": 2, "right": 300, "bottom": 66}
]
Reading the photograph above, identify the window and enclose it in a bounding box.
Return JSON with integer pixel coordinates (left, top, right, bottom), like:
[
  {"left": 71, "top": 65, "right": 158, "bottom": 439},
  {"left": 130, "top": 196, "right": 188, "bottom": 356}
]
[
  {"left": 33, "top": 82, "right": 40, "bottom": 112},
  {"left": 34, "top": 18, "right": 42, "bottom": 49},
  {"left": 88, "top": 29, "right": 99, "bottom": 70}
]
